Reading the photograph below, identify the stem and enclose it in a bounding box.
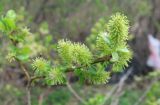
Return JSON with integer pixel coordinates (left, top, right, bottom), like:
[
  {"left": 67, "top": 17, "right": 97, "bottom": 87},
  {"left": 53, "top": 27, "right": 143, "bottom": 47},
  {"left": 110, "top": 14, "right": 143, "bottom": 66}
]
[
  {"left": 30, "top": 76, "right": 87, "bottom": 104},
  {"left": 19, "top": 62, "right": 30, "bottom": 81},
  {"left": 20, "top": 55, "right": 111, "bottom": 105},
  {"left": 26, "top": 87, "right": 31, "bottom": 105},
  {"left": 133, "top": 78, "right": 158, "bottom": 105},
  {"left": 30, "top": 76, "right": 45, "bottom": 83},
  {"left": 65, "top": 55, "right": 112, "bottom": 72},
  {"left": 66, "top": 81, "right": 87, "bottom": 104},
  {"left": 19, "top": 62, "right": 32, "bottom": 105},
  {"left": 10, "top": 39, "right": 32, "bottom": 105},
  {"left": 30, "top": 55, "right": 112, "bottom": 82},
  {"left": 110, "top": 68, "right": 133, "bottom": 105}
]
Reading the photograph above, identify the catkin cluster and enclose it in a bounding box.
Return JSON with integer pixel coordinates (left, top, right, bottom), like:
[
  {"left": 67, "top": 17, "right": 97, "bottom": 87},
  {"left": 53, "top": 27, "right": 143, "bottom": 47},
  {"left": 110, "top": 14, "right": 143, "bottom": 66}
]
[{"left": 0, "top": 10, "right": 132, "bottom": 85}]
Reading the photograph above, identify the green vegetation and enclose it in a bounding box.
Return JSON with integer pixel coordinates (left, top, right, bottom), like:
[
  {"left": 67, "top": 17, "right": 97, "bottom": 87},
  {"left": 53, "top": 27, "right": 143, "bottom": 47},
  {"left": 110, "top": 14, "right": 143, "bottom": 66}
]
[
  {"left": 0, "top": 0, "right": 159, "bottom": 105},
  {"left": 0, "top": 9, "right": 132, "bottom": 105},
  {"left": 0, "top": 10, "right": 131, "bottom": 86}
]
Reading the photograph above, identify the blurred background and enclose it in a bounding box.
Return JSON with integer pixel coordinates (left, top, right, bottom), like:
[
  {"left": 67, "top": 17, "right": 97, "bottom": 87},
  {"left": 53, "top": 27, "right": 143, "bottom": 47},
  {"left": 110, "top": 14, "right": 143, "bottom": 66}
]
[{"left": 0, "top": 0, "right": 160, "bottom": 105}]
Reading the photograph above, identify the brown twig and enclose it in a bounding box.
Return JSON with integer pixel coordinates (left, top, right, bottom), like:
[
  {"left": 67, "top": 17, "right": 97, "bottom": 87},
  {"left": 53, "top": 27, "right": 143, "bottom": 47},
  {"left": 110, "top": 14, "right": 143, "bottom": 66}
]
[
  {"left": 38, "top": 92, "right": 44, "bottom": 105},
  {"left": 19, "top": 62, "right": 30, "bottom": 81},
  {"left": 66, "top": 81, "right": 87, "bottom": 104},
  {"left": 102, "top": 85, "right": 118, "bottom": 105},
  {"left": 101, "top": 67, "right": 133, "bottom": 105},
  {"left": 133, "top": 78, "right": 158, "bottom": 105},
  {"left": 110, "top": 67, "right": 133, "bottom": 105},
  {"left": 26, "top": 87, "right": 31, "bottom": 105},
  {"left": 18, "top": 61, "right": 31, "bottom": 105},
  {"left": 10, "top": 39, "right": 32, "bottom": 105},
  {"left": 30, "top": 76, "right": 45, "bottom": 84}
]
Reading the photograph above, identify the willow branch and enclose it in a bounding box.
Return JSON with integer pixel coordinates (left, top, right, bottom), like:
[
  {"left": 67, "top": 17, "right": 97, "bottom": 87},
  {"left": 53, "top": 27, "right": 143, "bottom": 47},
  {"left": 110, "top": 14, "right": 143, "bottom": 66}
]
[
  {"left": 101, "top": 67, "right": 133, "bottom": 105},
  {"left": 17, "top": 60, "right": 31, "bottom": 105},
  {"left": 65, "top": 55, "right": 112, "bottom": 72},
  {"left": 110, "top": 68, "right": 133, "bottom": 105},
  {"left": 30, "top": 76, "right": 45, "bottom": 84},
  {"left": 19, "top": 61, "right": 31, "bottom": 81},
  {"left": 26, "top": 88, "right": 31, "bottom": 105},
  {"left": 10, "top": 39, "right": 31, "bottom": 81},
  {"left": 10, "top": 39, "right": 31, "bottom": 105},
  {"left": 30, "top": 55, "right": 112, "bottom": 83}
]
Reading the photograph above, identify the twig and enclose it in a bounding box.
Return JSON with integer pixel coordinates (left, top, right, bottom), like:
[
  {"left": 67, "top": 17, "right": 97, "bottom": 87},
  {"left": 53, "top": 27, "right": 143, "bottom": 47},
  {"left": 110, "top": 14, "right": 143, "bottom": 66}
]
[
  {"left": 101, "top": 67, "right": 133, "bottom": 105},
  {"left": 102, "top": 85, "right": 118, "bottom": 105},
  {"left": 30, "top": 76, "right": 45, "bottom": 84},
  {"left": 4, "top": 98, "right": 13, "bottom": 105},
  {"left": 66, "top": 81, "right": 87, "bottom": 104},
  {"left": 65, "top": 55, "right": 112, "bottom": 72},
  {"left": 17, "top": 51, "right": 111, "bottom": 105},
  {"left": 10, "top": 39, "right": 32, "bottom": 105},
  {"left": 19, "top": 62, "right": 31, "bottom": 105},
  {"left": 30, "top": 55, "right": 112, "bottom": 81},
  {"left": 110, "top": 67, "right": 133, "bottom": 105},
  {"left": 133, "top": 78, "right": 158, "bottom": 105},
  {"left": 19, "top": 62, "right": 30, "bottom": 81},
  {"left": 38, "top": 92, "right": 44, "bottom": 105},
  {"left": 26, "top": 87, "right": 31, "bottom": 105}
]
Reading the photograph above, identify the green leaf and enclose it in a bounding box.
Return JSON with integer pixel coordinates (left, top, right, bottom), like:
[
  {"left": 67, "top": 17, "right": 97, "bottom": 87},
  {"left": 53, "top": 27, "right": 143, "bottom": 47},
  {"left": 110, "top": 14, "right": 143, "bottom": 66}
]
[
  {"left": 117, "top": 47, "right": 130, "bottom": 53},
  {"left": 45, "top": 35, "right": 52, "bottom": 43},
  {"left": 111, "top": 52, "right": 119, "bottom": 62},
  {"left": 101, "top": 32, "right": 110, "bottom": 44},
  {"left": 17, "top": 54, "right": 29, "bottom": 61},
  {"left": 3, "top": 18, "right": 16, "bottom": 30},
  {"left": 0, "top": 10, "right": 16, "bottom": 32},
  {"left": 9, "top": 31, "right": 26, "bottom": 42},
  {"left": 44, "top": 35, "right": 52, "bottom": 46},
  {"left": 6, "top": 10, "right": 16, "bottom": 20},
  {"left": 17, "top": 46, "right": 31, "bottom": 61},
  {"left": 0, "top": 20, "right": 5, "bottom": 31}
]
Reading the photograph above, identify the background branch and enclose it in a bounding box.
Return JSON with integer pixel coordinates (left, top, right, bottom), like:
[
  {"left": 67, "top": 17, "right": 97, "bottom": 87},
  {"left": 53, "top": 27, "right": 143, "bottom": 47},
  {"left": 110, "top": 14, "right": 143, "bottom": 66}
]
[
  {"left": 66, "top": 81, "right": 87, "bottom": 104},
  {"left": 110, "top": 67, "right": 133, "bottom": 105},
  {"left": 133, "top": 78, "right": 158, "bottom": 105}
]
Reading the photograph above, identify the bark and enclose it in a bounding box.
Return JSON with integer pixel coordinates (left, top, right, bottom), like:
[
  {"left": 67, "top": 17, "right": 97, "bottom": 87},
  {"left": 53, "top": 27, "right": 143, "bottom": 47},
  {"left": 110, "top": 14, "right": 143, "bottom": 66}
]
[{"left": 130, "top": 0, "right": 160, "bottom": 75}]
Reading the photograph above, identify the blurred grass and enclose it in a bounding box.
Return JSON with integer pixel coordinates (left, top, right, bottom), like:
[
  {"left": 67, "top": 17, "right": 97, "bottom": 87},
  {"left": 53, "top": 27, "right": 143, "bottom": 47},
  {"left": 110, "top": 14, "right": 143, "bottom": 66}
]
[{"left": 0, "top": 76, "right": 160, "bottom": 105}]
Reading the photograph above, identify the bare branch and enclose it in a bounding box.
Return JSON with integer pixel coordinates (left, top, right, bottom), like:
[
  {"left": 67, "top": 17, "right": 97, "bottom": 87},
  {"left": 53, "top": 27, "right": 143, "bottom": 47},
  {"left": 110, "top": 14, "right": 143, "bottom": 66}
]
[
  {"left": 110, "top": 67, "right": 133, "bottom": 105},
  {"left": 66, "top": 81, "right": 87, "bottom": 104},
  {"left": 133, "top": 78, "right": 158, "bottom": 105},
  {"left": 101, "top": 67, "right": 133, "bottom": 105}
]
